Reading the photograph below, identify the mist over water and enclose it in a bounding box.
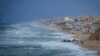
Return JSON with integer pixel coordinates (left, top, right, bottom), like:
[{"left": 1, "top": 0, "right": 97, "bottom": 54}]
[{"left": 0, "top": 23, "right": 97, "bottom": 56}]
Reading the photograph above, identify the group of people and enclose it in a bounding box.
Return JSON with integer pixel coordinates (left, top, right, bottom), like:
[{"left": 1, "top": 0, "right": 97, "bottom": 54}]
[
  {"left": 61, "top": 39, "right": 77, "bottom": 42},
  {"left": 61, "top": 39, "right": 84, "bottom": 44}
]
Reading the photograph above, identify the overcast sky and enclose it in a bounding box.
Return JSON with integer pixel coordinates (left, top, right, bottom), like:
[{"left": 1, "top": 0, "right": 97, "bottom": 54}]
[{"left": 0, "top": 0, "right": 100, "bottom": 23}]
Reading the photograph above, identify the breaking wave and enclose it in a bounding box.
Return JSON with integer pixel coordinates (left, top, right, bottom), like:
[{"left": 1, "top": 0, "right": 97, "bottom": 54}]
[{"left": 0, "top": 23, "right": 97, "bottom": 56}]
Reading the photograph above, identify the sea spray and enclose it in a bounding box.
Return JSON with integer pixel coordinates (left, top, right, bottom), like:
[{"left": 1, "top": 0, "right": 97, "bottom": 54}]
[{"left": 0, "top": 23, "right": 97, "bottom": 56}]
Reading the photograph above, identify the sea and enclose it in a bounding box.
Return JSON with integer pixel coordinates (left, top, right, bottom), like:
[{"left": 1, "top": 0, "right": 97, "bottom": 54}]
[{"left": 0, "top": 23, "right": 97, "bottom": 56}]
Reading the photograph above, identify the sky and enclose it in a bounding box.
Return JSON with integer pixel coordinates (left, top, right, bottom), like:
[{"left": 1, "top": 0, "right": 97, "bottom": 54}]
[{"left": 0, "top": 0, "right": 100, "bottom": 23}]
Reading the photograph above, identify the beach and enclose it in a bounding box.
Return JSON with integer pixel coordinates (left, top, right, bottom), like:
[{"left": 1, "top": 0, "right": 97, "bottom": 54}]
[
  {"left": 39, "top": 18, "right": 100, "bottom": 56},
  {"left": 0, "top": 23, "right": 98, "bottom": 56},
  {"left": 69, "top": 29, "right": 100, "bottom": 56}
]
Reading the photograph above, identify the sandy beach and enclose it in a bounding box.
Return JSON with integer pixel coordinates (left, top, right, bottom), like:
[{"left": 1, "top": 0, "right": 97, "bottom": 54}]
[
  {"left": 54, "top": 28, "right": 100, "bottom": 56},
  {"left": 38, "top": 19, "right": 100, "bottom": 56},
  {"left": 69, "top": 30, "right": 100, "bottom": 56}
]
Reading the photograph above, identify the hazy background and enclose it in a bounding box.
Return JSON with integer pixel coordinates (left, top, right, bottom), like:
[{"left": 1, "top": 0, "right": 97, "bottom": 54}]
[{"left": 0, "top": 0, "right": 100, "bottom": 23}]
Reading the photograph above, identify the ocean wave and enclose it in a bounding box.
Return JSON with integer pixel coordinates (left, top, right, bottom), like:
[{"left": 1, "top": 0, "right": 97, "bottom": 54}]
[{"left": 0, "top": 23, "right": 97, "bottom": 56}]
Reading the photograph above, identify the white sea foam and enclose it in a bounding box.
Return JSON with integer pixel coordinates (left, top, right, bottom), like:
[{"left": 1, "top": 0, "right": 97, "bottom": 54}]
[
  {"left": 35, "top": 40, "right": 97, "bottom": 56},
  {"left": 2, "top": 23, "right": 97, "bottom": 56},
  {"left": 40, "top": 41, "right": 97, "bottom": 56},
  {"left": 40, "top": 41, "right": 79, "bottom": 49},
  {"left": 4, "top": 24, "right": 37, "bottom": 37}
]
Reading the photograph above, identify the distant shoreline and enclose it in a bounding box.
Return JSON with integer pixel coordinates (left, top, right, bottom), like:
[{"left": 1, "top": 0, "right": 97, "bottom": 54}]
[
  {"left": 58, "top": 28, "right": 100, "bottom": 56},
  {"left": 37, "top": 23, "right": 99, "bottom": 56}
]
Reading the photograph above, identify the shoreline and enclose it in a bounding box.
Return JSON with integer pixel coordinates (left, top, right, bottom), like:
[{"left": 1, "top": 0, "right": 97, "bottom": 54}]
[
  {"left": 37, "top": 23, "right": 99, "bottom": 56},
  {"left": 47, "top": 26, "right": 100, "bottom": 56},
  {"left": 52, "top": 27, "right": 99, "bottom": 56},
  {"left": 65, "top": 30, "right": 100, "bottom": 56}
]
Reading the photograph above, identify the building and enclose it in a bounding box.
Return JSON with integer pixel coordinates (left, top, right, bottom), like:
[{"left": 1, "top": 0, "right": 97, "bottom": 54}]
[
  {"left": 64, "top": 17, "right": 73, "bottom": 22},
  {"left": 83, "top": 25, "right": 90, "bottom": 33},
  {"left": 78, "top": 16, "right": 94, "bottom": 21},
  {"left": 93, "top": 20, "right": 100, "bottom": 28}
]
